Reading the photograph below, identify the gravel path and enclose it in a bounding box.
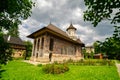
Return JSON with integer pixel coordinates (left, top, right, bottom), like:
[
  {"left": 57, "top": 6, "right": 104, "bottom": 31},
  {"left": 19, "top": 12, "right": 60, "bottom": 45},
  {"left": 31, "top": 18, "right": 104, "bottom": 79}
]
[
  {"left": 23, "top": 60, "right": 51, "bottom": 65},
  {"left": 116, "top": 63, "right": 120, "bottom": 76}
]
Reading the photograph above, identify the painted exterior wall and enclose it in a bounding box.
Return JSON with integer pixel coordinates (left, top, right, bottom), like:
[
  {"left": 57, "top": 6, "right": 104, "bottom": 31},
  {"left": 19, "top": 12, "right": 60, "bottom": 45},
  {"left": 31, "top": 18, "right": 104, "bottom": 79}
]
[{"left": 30, "top": 33, "right": 83, "bottom": 62}]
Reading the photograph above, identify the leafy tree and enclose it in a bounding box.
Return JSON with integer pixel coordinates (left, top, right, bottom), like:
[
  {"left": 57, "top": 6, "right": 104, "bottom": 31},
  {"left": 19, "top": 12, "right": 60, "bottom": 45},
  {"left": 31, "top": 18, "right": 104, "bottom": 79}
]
[
  {"left": 23, "top": 41, "right": 33, "bottom": 60},
  {"left": 94, "top": 26, "right": 120, "bottom": 59},
  {"left": 82, "top": 48, "right": 89, "bottom": 59},
  {"left": 90, "top": 51, "right": 94, "bottom": 59},
  {"left": 0, "top": 0, "right": 34, "bottom": 64},
  {"left": 0, "top": 0, "right": 34, "bottom": 31},
  {"left": 84, "top": 0, "right": 120, "bottom": 59},
  {"left": 93, "top": 41, "right": 102, "bottom": 54},
  {"left": 84, "top": 0, "right": 120, "bottom": 27},
  {"left": 100, "top": 37, "right": 120, "bottom": 59},
  {"left": 0, "top": 33, "right": 12, "bottom": 64},
  {"left": 7, "top": 26, "right": 19, "bottom": 37}
]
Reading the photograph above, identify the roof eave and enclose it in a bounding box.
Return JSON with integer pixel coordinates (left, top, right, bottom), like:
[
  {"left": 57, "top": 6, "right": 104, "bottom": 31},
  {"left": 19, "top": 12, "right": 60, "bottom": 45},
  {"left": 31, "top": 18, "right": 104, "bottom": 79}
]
[
  {"left": 27, "top": 26, "right": 85, "bottom": 46},
  {"left": 27, "top": 27, "right": 46, "bottom": 38}
]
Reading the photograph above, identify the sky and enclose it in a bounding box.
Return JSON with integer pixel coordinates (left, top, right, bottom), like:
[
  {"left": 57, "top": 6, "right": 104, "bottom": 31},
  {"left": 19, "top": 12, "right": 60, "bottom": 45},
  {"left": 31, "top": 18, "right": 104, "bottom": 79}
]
[{"left": 19, "top": 0, "right": 114, "bottom": 46}]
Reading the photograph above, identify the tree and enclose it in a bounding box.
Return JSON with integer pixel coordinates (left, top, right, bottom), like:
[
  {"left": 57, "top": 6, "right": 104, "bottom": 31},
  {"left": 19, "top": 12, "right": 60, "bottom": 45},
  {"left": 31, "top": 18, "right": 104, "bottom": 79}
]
[
  {"left": 0, "top": 33, "right": 12, "bottom": 64},
  {"left": 23, "top": 41, "right": 32, "bottom": 60},
  {"left": 84, "top": 0, "right": 120, "bottom": 27},
  {"left": 90, "top": 51, "right": 94, "bottom": 59},
  {"left": 84, "top": 0, "right": 120, "bottom": 59},
  {"left": 82, "top": 48, "right": 89, "bottom": 59},
  {"left": 0, "top": 0, "right": 34, "bottom": 64},
  {"left": 0, "top": 0, "right": 34, "bottom": 31},
  {"left": 98, "top": 37, "right": 120, "bottom": 59},
  {"left": 94, "top": 26, "right": 120, "bottom": 59},
  {"left": 7, "top": 26, "right": 19, "bottom": 37},
  {"left": 93, "top": 41, "right": 102, "bottom": 54}
]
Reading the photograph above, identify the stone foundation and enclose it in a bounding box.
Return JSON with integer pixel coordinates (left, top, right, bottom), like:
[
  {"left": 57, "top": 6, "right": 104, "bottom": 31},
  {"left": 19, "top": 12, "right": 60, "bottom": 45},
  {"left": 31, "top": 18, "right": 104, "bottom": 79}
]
[
  {"left": 52, "top": 54, "right": 83, "bottom": 62},
  {"left": 30, "top": 53, "right": 83, "bottom": 63}
]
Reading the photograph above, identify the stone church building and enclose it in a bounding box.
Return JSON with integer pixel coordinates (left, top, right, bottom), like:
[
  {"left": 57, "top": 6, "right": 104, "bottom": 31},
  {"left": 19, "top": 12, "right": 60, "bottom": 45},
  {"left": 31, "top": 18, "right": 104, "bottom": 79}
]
[{"left": 28, "top": 23, "right": 84, "bottom": 62}]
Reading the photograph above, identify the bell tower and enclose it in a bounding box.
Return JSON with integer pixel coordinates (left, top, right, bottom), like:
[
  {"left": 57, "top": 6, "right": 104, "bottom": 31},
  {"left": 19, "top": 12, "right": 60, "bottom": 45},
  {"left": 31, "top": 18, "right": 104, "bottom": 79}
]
[{"left": 66, "top": 23, "right": 77, "bottom": 40}]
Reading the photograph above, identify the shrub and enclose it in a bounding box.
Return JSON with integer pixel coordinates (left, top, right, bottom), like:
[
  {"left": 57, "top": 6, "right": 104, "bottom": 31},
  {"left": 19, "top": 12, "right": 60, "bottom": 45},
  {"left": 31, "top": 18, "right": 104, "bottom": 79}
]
[
  {"left": 67, "top": 59, "right": 115, "bottom": 66},
  {"left": 67, "top": 58, "right": 74, "bottom": 63},
  {"left": 13, "top": 57, "right": 24, "bottom": 60},
  {"left": 37, "top": 64, "right": 42, "bottom": 67},
  {"left": 42, "top": 63, "right": 69, "bottom": 74},
  {"left": 54, "top": 61, "right": 59, "bottom": 64}
]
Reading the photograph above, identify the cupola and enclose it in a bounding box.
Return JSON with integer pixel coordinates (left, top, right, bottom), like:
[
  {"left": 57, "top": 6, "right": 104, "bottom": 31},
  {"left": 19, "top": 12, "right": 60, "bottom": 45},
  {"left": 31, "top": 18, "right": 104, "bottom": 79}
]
[{"left": 66, "top": 23, "right": 77, "bottom": 40}]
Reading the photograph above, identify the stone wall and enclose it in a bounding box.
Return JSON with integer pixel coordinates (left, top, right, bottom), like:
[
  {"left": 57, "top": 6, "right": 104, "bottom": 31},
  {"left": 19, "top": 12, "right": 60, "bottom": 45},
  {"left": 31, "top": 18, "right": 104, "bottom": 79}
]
[{"left": 31, "top": 33, "right": 83, "bottom": 62}]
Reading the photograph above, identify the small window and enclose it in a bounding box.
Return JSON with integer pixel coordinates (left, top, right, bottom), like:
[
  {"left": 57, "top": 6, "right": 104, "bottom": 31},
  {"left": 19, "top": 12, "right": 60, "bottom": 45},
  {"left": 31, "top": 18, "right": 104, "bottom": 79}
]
[
  {"left": 37, "top": 39, "right": 40, "bottom": 51},
  {"left": 41, "top": 37, "right": 44, "bottom": 49},
  {"left": 36, "top": 53, "right": 38, "bottom": 58},
  {"left": 49, "top": 38, "right": 54, "bottom": 51},
  {"left": 34, "top": 39, "right": 36, "bottom": 53},
  {"left": 61, "top": 48, "right": 63, "bottom": 54}
]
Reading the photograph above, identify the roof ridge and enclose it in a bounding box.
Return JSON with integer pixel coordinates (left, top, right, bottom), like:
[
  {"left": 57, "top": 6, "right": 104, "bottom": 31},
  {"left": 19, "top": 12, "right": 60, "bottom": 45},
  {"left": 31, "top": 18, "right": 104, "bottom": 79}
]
[
  {"left": 47, "top": 23, "right": 63, "bottom": 31},
  {"left": 46, "top": 23, "right": 68, "bottom": 37}
]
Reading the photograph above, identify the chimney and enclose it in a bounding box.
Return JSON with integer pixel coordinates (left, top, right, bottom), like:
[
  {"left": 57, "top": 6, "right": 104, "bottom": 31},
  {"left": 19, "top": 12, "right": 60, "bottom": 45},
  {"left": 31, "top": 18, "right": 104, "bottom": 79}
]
[{"left": 8, "top": 35, "right": 11, "bottom": 41}]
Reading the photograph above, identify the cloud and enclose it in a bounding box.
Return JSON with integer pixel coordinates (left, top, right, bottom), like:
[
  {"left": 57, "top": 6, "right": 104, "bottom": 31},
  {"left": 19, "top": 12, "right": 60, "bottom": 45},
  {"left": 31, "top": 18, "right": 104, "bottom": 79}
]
[
  {"left": 19, "top": 25, "right": 31, "bottom": 41},
  {"left": 19, "top": 0, "right": 114, "bottom": 46}
]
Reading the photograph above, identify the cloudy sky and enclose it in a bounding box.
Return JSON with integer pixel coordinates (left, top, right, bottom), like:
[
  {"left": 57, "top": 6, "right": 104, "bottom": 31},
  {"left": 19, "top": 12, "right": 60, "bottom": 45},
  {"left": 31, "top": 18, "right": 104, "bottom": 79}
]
[{"left": 19, "top": 0, "right": 114, "bottom": 46}]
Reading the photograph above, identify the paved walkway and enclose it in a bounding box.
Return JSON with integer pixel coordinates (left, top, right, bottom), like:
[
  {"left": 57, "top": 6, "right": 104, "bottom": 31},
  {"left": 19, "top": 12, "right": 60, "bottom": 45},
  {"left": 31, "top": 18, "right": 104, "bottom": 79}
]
[
  {"left": 23, "top": 60, "right": 51, "bottom": 65},
  {"left": 115, "top": 62, "right": 120, "bottom": 76}
]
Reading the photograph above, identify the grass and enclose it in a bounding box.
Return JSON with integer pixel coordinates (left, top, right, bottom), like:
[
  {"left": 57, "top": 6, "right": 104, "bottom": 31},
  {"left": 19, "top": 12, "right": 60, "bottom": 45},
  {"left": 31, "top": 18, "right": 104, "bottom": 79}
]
[
  {"left": 67, "top": 59, "right": 115, "bottom": 66},
  {"left": 0, "top": 60, "right": 120, "bottom": 80},
  {"left": 116, "top": 60, "right": 120, "bottom": 64}
]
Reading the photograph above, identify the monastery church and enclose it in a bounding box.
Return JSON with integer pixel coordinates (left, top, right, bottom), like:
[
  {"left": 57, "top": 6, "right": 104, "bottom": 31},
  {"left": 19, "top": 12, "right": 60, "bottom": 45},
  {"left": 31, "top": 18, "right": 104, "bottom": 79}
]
[{"left": 28, "top": 23, "right": 85, "bottom": 62}]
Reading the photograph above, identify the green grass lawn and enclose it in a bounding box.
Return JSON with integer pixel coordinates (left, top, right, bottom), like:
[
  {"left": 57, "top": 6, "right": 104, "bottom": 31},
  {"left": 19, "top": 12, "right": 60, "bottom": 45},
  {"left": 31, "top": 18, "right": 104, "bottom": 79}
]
[{"left": 0, "top": 60, "right": 120, "bottom": 80}]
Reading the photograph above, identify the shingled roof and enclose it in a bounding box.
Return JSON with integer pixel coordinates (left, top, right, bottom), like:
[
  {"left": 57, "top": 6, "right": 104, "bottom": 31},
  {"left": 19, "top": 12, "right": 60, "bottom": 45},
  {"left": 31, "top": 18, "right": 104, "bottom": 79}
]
[
  {"left": 46, "top": 23, "right": 69, "bottom": 37},
  {"left": 28, "top": 23, "right": 84, "bottom": 46},
  {"left": 3, "top": 35, "right": 25, "bottom": 46},
  {"left": 66, "top": 23, "right": 77, "bottom": 31}
]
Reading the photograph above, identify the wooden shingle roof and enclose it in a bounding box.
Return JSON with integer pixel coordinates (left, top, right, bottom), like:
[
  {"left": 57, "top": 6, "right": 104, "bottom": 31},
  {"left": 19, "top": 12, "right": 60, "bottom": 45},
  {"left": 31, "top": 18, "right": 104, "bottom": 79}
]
[
  {"left": 3, "top": 35, "right": 25, "bottom": 46},
  {"left": 27, "top": 23, "right": 84, "bottom": 46},
  {"left": 46, "top": 23, "right": 69, "bottom": 38}
]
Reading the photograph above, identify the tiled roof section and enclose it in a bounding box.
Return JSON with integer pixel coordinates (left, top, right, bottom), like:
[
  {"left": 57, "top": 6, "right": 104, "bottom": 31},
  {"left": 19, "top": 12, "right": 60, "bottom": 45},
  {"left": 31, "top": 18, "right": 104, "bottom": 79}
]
[
  {"left": 3, "top": 35, "right": 25, "bottom": 45},
  {"left": 66, "top": 23, "right": 77, "bottom": 31},
  {"left": 46, "top": 23, "right": 69, "bottom": 37},
  {"left": 77, "top": 38, "right": 85, "bottom": 47},
  {"left": 76, "top": 38, "right": 82, "bottom": 43}
]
